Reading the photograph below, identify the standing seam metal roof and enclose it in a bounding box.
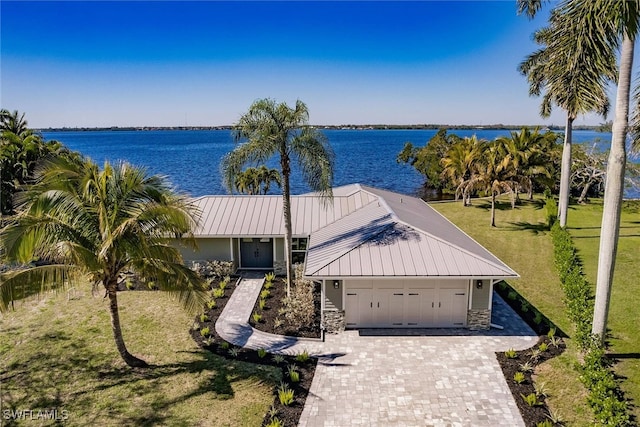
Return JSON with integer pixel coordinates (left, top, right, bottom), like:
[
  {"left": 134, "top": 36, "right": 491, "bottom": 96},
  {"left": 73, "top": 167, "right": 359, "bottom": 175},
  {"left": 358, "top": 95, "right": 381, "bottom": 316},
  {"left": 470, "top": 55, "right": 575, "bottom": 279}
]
[{"left": 191, "top": 184, "right": 518, "bottom": 278}]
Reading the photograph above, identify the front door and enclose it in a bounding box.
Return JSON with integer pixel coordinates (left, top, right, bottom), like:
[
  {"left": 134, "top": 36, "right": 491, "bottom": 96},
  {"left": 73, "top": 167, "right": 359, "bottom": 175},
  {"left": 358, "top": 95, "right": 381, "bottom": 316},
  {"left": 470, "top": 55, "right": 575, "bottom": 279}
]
[{"left": 239, "top": 238, "right": 273, "bottom": 269}]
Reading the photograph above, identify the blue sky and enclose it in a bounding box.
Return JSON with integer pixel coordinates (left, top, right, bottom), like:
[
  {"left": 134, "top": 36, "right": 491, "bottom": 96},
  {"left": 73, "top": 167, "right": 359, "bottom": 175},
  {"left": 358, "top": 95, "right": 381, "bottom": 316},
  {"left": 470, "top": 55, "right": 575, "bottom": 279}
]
[{"left": 0, "top": 1, "right": 611, "bottom": 128}]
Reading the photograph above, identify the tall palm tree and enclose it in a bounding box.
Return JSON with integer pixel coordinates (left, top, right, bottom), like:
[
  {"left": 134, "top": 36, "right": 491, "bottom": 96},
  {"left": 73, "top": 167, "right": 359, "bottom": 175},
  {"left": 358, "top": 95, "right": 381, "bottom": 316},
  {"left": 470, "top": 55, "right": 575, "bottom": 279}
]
[
  {"left": 441, "top": 136, "right": 486, "bottom": 206},
  {"left": 0, "top": 156, "right": 207, "bottom": 367},
  {"left": 1, "top": 109, "right": 29, "bottom": 136},
  {"left": 221, "top": 99, "right": 334, "bottom": 293},
  {"left": 519, "top": 16, "right": 616, "bottom": 228},
  {"left": 520, "top": 0, "right": 640, "bottom": 343}
]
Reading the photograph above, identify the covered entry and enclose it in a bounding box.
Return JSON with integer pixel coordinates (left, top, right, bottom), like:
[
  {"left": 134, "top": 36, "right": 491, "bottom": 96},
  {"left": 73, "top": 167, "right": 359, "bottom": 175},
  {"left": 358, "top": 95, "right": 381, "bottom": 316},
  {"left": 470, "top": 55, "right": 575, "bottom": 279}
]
[
  {"left": 239, "top": 238, "right": 273, "bottom": 269},
  {"left": 344, "top": 280, "right": 468, "bottom": 328}
]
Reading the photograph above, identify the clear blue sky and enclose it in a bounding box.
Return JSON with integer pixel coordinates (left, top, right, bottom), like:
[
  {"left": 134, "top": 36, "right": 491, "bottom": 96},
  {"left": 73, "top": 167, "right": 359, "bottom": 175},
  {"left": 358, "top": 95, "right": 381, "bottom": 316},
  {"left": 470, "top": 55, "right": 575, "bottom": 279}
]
[{"left": 0, "top": 1, "right": 612, "bottom": 128}]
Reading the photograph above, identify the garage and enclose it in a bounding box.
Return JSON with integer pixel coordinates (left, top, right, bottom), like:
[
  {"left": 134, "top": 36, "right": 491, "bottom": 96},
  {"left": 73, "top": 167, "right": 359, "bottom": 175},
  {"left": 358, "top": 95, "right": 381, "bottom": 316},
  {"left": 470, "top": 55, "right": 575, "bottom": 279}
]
[{"left": 344, "top": 280, "right": 469, "bottom": 328}]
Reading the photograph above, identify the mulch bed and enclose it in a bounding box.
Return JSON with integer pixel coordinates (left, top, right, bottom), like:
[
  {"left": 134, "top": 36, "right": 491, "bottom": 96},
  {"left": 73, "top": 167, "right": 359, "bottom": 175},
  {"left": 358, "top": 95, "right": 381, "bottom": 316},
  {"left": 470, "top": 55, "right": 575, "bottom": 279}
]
[
  {"left": 190, "top": 278, "right": 317, "bottom": 427},
  {"left": 495, "top": 282, "right": 567, "bottom": 426},
  {"left": 248, "top": 278, "right": 322, "bottom": 339}
]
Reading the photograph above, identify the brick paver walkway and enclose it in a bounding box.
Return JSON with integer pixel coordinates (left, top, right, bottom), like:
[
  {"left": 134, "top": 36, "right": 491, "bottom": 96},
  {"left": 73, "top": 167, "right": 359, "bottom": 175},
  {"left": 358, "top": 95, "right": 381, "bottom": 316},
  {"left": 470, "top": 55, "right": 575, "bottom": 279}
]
[{"left": 215, "top": 276, "right": 537, "bottom": 426}]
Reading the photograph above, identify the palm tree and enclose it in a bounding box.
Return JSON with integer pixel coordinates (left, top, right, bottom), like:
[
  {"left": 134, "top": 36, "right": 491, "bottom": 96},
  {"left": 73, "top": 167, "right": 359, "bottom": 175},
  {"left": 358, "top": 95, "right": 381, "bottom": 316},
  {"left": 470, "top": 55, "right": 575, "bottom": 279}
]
[
  {"left": 441, "top": 136, "right": 486, "bottom": 206},
  {"left": 221, "top": 99, "right": 334, "bottom": 293},
  {"left": 519, "top": 16, "right": 615, "bottom": 228},
  {"left": 0, "top": 156, "right": 207, "bottom": 367},
  {"left": 459, "top": 140, "right": 513, "bottom": 227},
  {"left": 497, "top": 128, "right": 557, "bottom": 204},
  {"left": 519, "top": 0, "right": 640, "bottom": 344},
  {"left": 234, "top": 165, "right": 281, "bottom": 195},
  {"left": 1, "top": 109, "right": 29, "bottom": 136}
]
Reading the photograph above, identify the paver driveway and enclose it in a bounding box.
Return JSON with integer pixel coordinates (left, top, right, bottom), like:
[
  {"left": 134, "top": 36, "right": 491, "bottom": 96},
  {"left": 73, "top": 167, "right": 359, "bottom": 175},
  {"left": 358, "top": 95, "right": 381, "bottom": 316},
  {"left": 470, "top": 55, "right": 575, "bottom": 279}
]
[{"left": 216, "top": 277, "right": 537, "bottom": 426}]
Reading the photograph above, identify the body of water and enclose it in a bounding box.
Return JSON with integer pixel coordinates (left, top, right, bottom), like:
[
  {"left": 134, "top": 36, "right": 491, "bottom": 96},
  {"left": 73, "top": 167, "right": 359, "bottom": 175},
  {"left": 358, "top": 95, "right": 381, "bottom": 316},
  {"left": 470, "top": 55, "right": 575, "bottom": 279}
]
[{"left": 42, "top": 128, "right": 618, "bottom": 197}]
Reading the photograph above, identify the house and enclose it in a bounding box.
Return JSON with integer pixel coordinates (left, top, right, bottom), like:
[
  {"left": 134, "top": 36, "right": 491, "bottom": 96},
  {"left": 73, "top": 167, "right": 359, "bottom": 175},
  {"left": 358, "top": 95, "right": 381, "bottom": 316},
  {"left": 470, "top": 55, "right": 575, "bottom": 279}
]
[{"left": 179, "top": 184, "right": 518, "bottom": 331}]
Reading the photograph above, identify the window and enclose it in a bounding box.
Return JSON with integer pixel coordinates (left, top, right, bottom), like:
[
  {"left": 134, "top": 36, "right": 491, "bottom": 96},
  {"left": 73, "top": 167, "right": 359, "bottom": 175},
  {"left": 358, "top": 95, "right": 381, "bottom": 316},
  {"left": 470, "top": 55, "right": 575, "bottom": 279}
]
[{"left": 292, "top": 237, "right": 308, "bottom": 264}]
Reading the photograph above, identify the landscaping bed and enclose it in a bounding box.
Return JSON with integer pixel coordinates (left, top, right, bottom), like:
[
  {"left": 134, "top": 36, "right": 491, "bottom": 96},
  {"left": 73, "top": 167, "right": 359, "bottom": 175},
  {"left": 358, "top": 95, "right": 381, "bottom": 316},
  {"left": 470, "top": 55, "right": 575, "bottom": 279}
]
[
  {"left": 495, "top": 281, "right": 567, "bottom": 426},
  {"left": 248, "top": 277, "right": 322, "bottom": 339},
  {"left": 190, "top": 278, "right": 317, "bottom": 427}
]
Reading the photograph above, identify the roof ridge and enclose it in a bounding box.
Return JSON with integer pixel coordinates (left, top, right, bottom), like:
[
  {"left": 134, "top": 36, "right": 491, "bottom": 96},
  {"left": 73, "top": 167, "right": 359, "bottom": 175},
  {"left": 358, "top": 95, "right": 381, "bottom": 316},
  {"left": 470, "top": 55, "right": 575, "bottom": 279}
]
[{"left": 358, "top": 185, "right": 400, "bottom": 222}]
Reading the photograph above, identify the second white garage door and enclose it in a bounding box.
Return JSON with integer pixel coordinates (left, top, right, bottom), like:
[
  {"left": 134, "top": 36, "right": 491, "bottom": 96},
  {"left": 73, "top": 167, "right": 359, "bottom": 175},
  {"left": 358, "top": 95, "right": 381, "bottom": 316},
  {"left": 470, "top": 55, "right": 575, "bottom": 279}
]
[{"left": 344, "top": 280, "right": 468, "bottom": 328}]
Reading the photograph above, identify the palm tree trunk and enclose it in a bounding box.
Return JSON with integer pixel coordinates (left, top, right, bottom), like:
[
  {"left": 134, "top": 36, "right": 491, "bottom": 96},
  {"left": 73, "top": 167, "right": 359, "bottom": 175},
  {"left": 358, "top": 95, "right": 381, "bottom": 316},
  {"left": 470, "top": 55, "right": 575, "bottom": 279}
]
[
  {"left": 490, "top": 191, "right": 496, "bottom": 227},
  {"left": 107, "top": 283, "right": 148, "bottom": 367},
  {"left": 592, "top": 35, "right": 634, "bottom": 343},
  {"left": 558, "top": 114, "right": 574, "bottom": 228},
  {"left": 280, "top": 152, "right": 293, "bottom": 297},
  {"left": 527, "top": 178, "right": 534, "bottom": 200}
]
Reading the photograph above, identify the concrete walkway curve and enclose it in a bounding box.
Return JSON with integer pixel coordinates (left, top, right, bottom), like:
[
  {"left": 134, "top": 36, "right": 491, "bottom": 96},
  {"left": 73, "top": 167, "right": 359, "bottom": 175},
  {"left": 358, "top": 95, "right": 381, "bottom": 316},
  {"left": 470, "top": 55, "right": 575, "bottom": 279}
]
[{"left": 215, "top": 276, "right": 538, "bottom": 426}]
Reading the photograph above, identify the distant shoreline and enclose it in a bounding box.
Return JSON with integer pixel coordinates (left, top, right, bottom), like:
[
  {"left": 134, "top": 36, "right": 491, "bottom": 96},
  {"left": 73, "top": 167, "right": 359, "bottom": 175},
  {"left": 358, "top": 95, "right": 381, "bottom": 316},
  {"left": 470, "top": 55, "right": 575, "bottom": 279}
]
[{"left": 38, "top": 124, "right": 603, "bottom": 132}]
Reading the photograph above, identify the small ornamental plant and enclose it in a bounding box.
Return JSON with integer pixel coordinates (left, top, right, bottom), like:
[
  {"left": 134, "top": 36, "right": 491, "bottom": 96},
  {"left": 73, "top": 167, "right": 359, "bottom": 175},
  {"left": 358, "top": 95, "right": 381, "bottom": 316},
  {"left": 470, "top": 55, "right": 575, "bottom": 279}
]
[
  {"left": 200, "top": 313, "right": 208, "bottom": 323},
  {"left": 212, "top": 288, "right": 225, "bottom": 299},
  {"left": 287, "top": 364, "right": 300, "bottom": 383},
  {"left": 504, "top": 348, "right": 517, "bottom": 359},
  {"left": 200, "top": 327, "right": 210, "bottom": 337},
  {"left": 206, "top": 300, "right": 216, "bottom": 309},
  {"left": 513, "top": 372, "right": 526, "bottom": 384},
  {"left": 521, "top": 393, "right": 541, "bottom": 407},
  {"left": 278, "top": 382, "right": 294, "bottom": 406},
  {"left": 252, "top": 312, "right": 262, "bottom": 323},
  {"left": 259, "top": 298, "right": 267, "bottom": 310},
  {"left": 295, "top": 349, "right": 310, "bottom": 363},
  {"left": 257, "top": 348, "right": 268, "bottom": 358},
  {"left": 260, "top": 289, "right": 270, "bottom": 299}
]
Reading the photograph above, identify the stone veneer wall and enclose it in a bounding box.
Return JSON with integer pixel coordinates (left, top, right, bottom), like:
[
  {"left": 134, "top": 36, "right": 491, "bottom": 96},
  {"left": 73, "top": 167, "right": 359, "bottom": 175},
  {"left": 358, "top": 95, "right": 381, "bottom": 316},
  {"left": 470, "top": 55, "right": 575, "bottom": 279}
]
[
  {"left": 273, "top": 260, "right": 286, "bottom": 276},
  {"left": 467, "top": 309, "right": 491, "bottom": 330},
  {"left": 323, "top": 310, "right": 345, "bottom": 334}
]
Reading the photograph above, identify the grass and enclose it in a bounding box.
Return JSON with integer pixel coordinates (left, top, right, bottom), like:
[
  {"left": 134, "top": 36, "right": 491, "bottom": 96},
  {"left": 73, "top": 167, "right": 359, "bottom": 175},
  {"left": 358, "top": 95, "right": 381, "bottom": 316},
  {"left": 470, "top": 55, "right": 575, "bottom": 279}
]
[
  {"left": 0, "top": 283, "right": 280, "bottom": 426},
  {"left": 433, "top": 195, "right": 640, "bottom": 425}
]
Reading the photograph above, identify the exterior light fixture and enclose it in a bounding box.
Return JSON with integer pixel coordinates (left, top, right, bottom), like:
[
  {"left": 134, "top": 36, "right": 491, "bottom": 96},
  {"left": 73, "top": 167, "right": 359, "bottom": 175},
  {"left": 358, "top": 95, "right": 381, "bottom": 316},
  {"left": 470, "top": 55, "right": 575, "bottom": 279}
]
[
  {"left": 333, "top": 280, "right": 340, "bottom": 289},
  {"left": 476, "top": 280, "right": 483, "bottom": 289}
]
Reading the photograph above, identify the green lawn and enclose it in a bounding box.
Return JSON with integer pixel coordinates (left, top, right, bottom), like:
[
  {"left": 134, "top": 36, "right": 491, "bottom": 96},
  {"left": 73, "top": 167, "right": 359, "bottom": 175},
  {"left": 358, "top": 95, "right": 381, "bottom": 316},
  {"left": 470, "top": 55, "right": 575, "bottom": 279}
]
[
  {"left": 433, "top": 196, "right": 640, "bottom": 425},
  {"left": 0, "top": 284, "right": 279, "bottom": 426}
]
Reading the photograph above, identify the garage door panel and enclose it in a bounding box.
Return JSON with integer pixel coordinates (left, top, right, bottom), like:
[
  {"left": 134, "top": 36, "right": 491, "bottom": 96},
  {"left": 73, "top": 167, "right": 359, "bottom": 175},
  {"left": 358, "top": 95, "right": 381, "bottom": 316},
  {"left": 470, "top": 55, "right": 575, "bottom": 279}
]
[
  {"left": 345, "top": 289, "right": 373, "bottom": 327},
  {"left": 406, "top": 287, "right": 436, "bottom": 326}
]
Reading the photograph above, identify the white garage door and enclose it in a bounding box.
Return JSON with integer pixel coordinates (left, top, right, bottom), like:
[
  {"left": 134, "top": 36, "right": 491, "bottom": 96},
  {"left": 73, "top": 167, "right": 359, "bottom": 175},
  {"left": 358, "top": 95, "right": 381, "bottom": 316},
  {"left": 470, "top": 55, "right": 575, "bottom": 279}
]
[{"left": 345, "top": 280, "right": 468, "bottom": 328}]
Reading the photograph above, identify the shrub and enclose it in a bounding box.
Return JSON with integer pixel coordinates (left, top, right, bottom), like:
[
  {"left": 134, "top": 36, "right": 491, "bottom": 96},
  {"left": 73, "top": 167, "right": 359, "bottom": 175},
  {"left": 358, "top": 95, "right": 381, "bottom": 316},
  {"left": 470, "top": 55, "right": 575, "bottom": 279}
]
[
  {"left": 200, "top": 327, "right": 210, "bottom": 337},
  {"left": 544, "top": 196, "right": 558, "bottom": 230},
  {"left": 257, "top": 348, "right": 268, "bottom": 358},
  {"left": 278, "top": 382, "right": 294, "bottom": 406},
  {"left": 513, "top": 372, "right": 526, "bottom": 384},
  {"left": 282, "top": 275, "right": 315, "bottom": 328},
  {"left": 193, "top": 260, "right": 234, "bottom": 279},
  {"left": 220, "top": 341, "right": 230, "bottom": 350}
]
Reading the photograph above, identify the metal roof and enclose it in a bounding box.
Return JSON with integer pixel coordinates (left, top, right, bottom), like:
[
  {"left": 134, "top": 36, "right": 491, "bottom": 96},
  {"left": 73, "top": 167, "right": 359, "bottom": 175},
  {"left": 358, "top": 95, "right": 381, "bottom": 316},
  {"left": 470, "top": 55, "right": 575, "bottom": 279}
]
[{"left": 192, "top": 184, "right": 518, "bottom": 278}]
